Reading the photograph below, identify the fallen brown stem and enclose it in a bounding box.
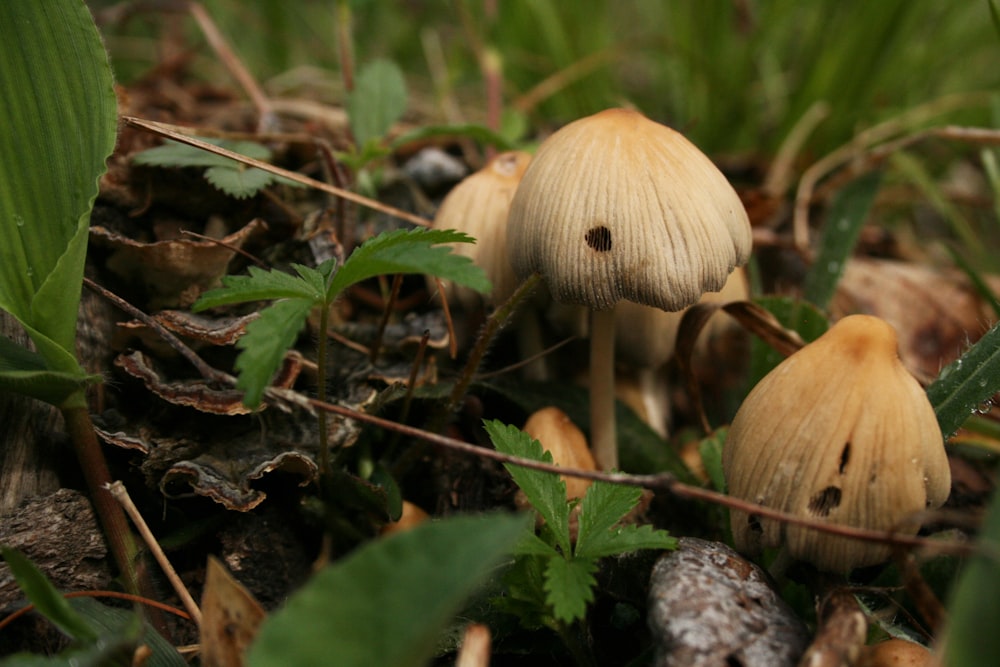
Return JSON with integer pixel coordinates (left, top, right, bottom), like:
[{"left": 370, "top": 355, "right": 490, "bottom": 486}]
[{"left": 121, "top": 115, "right": 432, "bottom": 228}]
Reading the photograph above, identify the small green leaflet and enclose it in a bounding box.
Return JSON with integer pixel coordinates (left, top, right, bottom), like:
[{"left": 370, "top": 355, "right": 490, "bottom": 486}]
[
  {"left": 132, "top": 138, "right": 302, "bottom": 199},
  {"left": 192, "top": 228, "right": 489, "bottom": 408},
  {"left": 544, "top": 556, "right": 597, "bottom": 624},
  {"left": 348, "top": 59, "right": 408, "bottom": 151},
  {"left": 486, "top": 418, "right": 675, "bottom": 625},
  {"left": 484, "top": 420, "right": 572, "bottom": 554}
]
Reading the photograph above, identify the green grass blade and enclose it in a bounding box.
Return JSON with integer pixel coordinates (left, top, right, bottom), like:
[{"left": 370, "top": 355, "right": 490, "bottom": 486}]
[
  {"left": 1, "top": 547, "right": 98, "bottom": 642},
  {"left": 247, "top": 513, "right": 527, "bottom": 667},
  {"left": 0, "top": 0, "right": 116, "bottom": 371},
  {"left": 927, "top": 321, "right": 1000, "bottom": 437},
  {"left": 803, "top": 171, "right": 882, "bottom": 309},
  {"left": 944, "top": 482, "right": 1000, "bottom": 667}
]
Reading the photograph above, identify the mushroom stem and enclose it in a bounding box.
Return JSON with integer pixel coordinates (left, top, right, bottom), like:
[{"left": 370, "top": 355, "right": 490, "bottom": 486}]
[{"left": 590, "top": 306, "right": 618, "bottom": 470}]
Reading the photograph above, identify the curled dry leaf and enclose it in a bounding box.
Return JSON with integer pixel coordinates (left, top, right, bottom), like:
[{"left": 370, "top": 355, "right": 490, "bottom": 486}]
[
  {"left": 89, "top": 218, "right": 267, "bottom": 309},
  {"left": 856, "top": 638, "right": 938, "bottom": 667},
  {"left": 647, "top": 537, "right": 809, "bottom": 667},
  {"left": 832, "top": 257, "right": 998, "bottom": 381}
]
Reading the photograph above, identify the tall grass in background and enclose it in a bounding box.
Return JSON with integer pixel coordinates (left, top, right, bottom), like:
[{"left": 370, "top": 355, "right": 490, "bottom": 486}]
[{"left": 96, "top": 0, "right": 1000, "bottom": 158}]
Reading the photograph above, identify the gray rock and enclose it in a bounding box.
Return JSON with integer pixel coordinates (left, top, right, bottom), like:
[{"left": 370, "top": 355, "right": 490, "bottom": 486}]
[
  {"left": 402, "top": 147, "right": 467, "bottom": 190},
  {"left": 648, "top": 537, "right": 808, "bottom": 667}
]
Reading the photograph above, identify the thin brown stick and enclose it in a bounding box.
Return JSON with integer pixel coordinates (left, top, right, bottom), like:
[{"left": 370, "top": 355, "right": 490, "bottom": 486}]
[
  {"left": 121, "top": 115, "right": 432, "bottom": 228},
  {"left": 107, "top": 481, "right": 203, "bottom": 627}
]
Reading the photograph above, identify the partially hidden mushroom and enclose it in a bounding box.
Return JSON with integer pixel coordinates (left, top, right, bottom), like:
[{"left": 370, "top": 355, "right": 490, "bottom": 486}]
[
  {"left": 521, "top": 406, "right": 596, "bottom": 500},
  {"left": 429, "top": 150, "right": 532, "bottom": 310},
  {"left": 427, "top": 150, "right": 550, "bottom": 378},
  {"left": 614, "top": 266, "right": 749, "bottom": 437},
  {"left": 507, "top": 108, "right": 752, "bottom": 470},
  {"left": 722, "top": 314, "right": 952, "bottom": 573}
]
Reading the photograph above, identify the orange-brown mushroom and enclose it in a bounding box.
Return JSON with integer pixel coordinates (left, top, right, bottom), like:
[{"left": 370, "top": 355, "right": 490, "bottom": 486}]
[{"left": 722, "top": 315, "right": 951, "bottom": 572}]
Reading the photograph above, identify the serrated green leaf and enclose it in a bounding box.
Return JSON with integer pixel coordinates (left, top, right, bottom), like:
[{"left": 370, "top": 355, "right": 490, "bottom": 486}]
[
  {"left": 484, "top": 420, "right": 571, "bottom": 555},
  {"left": 326, "top": 228, "right": 490, "bottom": 299},
  {"left": 544, "top": 556, "right": 597, "bottom": 624},
  {"left": 1, "top": 547, "right": 97, "bottom": 642},
  {"left": 575, "top": 524, "right": 678, "bottom": 560},
  {"left": 0, "top": 1, "right": 116, "bottom": 375},
  {"left": 203, "top": 165, "right": 276, "bottom": 199},
  {"left": 247, "top": 513, "right": 526, "bottom": 667},
  {"left": 513, "top": 529, "right": 561, "bottom": 557},
  {"left": 348, "top": 59, "right": 408, "bottom": 149},
  {"left": 132, "top": 138, "right": 274, "bottom": 169},
  {"left": 574, "top": 481, "right": 643, "bottom": 559},
  {"left": 927, "top": 320, "right": 1000, "bottom": 437},
  {"left": 193, "top": 265, "right": 323, "bottom": 311},
  {"left": 235, "top": 299, "right": 314, "bottom": 407}
]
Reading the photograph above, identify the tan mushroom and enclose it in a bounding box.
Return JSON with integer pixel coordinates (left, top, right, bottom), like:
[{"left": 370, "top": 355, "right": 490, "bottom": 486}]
[
  {"left": 857, "top": 639, "right": 938, "bottom": 667},
  {"left": 507, "top": 108, "right": 751, "bottom": 469},
  {"left": 522, "top": 406, "right": 596, "bottom": 500},
  {"left": 430, "top": 150, "right": 532, "bottom": 309},
  {"left": 722, "top": 314, "right": 951, "bottom": 573}
]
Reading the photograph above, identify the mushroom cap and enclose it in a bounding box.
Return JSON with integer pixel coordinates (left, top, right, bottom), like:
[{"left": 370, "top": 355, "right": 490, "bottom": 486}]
[
  {"left": 430, "top": 150, "right": 532, "bottom": 308},
  {"left": 506, "top": 108, "right": 752, "bottom": 312},
  {"left": 722, "top": 315, "right": 951, "bottom": 572}
]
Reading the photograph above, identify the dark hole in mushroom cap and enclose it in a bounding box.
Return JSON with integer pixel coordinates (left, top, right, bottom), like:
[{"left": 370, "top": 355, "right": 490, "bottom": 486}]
[
  {"left": 747, "top": 514, "right": 762, "bottom": 534},
  {"left": 808, "top": 486, "right": 842, "bottom": 517},
  {"left": 725, "top": 654, "right": 744, "bottom": 667},
  {"left": 839, "top": 442, "right": 851, "bottom": 474},
  {"left": 585, "top": 225, "right": 612, "bottom": 252}
]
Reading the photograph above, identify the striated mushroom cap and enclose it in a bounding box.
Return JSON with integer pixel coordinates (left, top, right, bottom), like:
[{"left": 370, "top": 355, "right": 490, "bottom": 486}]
[
  {"left": 506, "top": 108, "right": 751, "bottom": 312},
  {"left": 430, "top": 150, "right": 532, "bottom": 309},
  {"left": 722, "top": 314, "right": 951, "bottom": 573}
]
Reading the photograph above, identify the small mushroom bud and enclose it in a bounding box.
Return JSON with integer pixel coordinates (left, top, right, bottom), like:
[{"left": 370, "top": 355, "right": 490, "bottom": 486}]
[
  {"left": 429, "top": 150, "right": 531, "bottom": 309},
  {"left": 381, "top": 500, "right": 429, "bottom": 536},
  {"left": 522, "top": 406, "right": 596, "bottom": 500},
  {"left": 722, "top": 315, "right": 951, "bottom": 573}
]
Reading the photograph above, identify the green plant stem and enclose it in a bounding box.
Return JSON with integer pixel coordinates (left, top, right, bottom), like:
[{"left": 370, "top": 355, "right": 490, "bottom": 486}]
[
  {"left": 317, "top": 303, "right": 332, "bottom": 483},
  {"left": 61, "top": 402, "right": 166, "bottom": 634},
  {"left": 444, "top": 272, "right": 542, "bottom": 417}
]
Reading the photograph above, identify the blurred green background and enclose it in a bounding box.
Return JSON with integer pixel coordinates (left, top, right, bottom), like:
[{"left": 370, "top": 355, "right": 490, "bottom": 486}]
[{"left": 92, "top": 0, "right": 1000, "bottom": 158}]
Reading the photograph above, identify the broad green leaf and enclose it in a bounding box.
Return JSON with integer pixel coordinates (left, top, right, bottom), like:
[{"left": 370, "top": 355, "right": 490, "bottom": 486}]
[
  {"left": 66, "top": 598, "right": 187, "bottom": 667},
  {"left": 803, "top": 171, "right": 882, "bottom": 309},
  {"left": 348, "top": 59, "right": 408, "bottom": 149},
  {"left": 485, "top": 420, "right": 572, "bottom": 555},
  {"left": 927, "top": 320, "right": 1000, "bottom": 437},
  {"left": 235, "top": 298, "right": 314, "bottom": 407},
  {"left": 574, "top": 524, "right": 677, "bottom": 560},
  {"left": 193, "top": 265, "right": 324, "bottom": 311},
  {"left": 0, "top": 0, "right": 116, "bottom": 374},
  {"left": 326, "top": 228, "right": 490, "bottom": 299},
  {"left": 1, "top": 547, "right": 97, "bottom": 642},
  {"left": 574, "top": 481, "right": 644, "bottom": 558},
  {"left": 247, "top": 513, "right": 527, "bottom": 667},
  {"left": 544, "top": 556, "right": 597, "bottom": 624},
  {"left": 944, "top": 483, "right": 1000, "bottom": 667}
]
